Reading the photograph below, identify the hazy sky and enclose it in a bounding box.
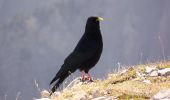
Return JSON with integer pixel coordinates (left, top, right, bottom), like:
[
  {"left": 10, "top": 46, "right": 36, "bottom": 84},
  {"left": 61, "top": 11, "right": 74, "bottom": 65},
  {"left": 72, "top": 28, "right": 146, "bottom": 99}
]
[{"left": 0, "top": 0, "right": 170, "bottom": 99}]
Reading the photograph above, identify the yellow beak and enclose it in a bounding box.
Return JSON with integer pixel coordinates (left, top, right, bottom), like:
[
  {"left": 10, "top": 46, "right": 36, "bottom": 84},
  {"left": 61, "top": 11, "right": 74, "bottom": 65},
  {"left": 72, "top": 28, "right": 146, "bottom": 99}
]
[{"left": 97, "top": 17, "right": 104, "bottom": 21}]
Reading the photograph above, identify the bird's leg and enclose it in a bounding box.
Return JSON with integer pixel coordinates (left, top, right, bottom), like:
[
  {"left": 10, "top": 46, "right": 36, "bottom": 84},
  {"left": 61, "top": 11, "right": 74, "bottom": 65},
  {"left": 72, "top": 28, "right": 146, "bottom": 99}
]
[
  {"left": 87, "top": 72, "right": 93, "bottom": 82},
  {"left": 81, "top": 70, "right": 85, "bottom": 81}
]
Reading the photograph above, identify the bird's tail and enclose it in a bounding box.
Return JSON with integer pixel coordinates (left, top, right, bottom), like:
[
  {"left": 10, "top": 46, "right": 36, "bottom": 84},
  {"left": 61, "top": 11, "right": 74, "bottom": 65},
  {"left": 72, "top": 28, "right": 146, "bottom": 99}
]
[
  {"left": 50, "top": 74, "right": 68, "bottom": 94},
  {"left": 50, "top": 73, "right": 59, "bottom": 85},
  {"left": 50, "top": 64, "right": 71, "bottom": 94},
  {"left": 50, "top": 74, "right": 59, "bottom": 85},
  {"left": 50, "top": 64, "right": 65, "bottom": 85}
]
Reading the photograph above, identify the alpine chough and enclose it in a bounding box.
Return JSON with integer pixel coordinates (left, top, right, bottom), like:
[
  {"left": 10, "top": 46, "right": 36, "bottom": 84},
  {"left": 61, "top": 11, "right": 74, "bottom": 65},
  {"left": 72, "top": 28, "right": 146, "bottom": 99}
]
[{"left": 50, "top": 16, "right": 103, "bottom": 93}]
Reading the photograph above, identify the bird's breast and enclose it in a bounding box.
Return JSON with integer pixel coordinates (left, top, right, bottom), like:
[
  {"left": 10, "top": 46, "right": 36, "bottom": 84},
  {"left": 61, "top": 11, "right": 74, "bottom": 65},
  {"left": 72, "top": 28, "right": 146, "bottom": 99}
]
[{"left": 75, "top": 31, "right": 103, "bottom": 52}]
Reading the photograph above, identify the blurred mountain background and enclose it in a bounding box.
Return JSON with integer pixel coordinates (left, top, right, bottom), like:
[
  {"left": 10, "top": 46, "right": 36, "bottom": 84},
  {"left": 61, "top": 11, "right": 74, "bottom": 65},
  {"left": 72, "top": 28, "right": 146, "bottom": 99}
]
[{"left": 0, "top": 0, "right": 170, "bottom": 99}]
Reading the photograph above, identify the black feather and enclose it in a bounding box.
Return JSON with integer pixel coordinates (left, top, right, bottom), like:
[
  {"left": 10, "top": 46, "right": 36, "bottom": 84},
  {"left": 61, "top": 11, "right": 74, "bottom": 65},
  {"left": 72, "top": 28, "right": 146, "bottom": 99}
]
[{"left": 50, "top": 16, "right": 103, "bottom": 93}]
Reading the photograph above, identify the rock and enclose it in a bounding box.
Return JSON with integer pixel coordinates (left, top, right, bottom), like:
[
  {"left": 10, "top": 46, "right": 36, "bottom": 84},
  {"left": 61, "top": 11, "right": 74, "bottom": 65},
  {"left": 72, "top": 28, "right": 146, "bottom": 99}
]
[
  {"left": 34, "top": 98, "right": 51, "bottom": 100},
  {"left": 150, "top": 71, "right": 158, "bottom": 77},
  {"left": 53, "top": 91, "right": 61, "bottom": 96},
  {"left": 143, "top": 80, "right": 151, "bottom": 84},
  {"left": 150, "top": 89, "right": 170, "bottom": 100},
  {"left": 158, "top": 68, "right": 170, "bottom": 76},
  {"left": 92, "top": 96, "right": 113, "bottom": 100},
  {"left": 41, "top": 90, "right": 50, "bottom": 98},
  {"left": 146, "top": 66, "right": 157, "bottom": 74}
]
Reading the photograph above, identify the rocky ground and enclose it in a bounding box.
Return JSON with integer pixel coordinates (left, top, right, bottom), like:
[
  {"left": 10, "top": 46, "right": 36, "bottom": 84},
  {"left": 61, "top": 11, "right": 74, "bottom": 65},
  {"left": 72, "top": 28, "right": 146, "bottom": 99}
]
[{"left": 35, "top": 61, "right": 170, "bottom": 100}]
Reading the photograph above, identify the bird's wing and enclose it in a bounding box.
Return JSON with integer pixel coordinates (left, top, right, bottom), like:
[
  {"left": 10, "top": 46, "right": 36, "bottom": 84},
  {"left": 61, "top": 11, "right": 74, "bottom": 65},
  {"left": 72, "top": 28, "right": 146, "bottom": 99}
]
[
  {"left": 64, "top": 50, "right": 96, "bottom": 68},
  {"left": 50, "top": 50, "right": 96, "bottom": 86}
]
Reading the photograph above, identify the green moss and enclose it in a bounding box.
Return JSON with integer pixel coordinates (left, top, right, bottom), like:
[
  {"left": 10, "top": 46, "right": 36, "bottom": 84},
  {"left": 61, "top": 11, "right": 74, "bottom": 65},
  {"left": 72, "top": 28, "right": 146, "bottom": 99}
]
[
  {"left": 158, "top": 65, "right": 170, "bottom": 69},
  {"left": 110, "top": 67, "right": 137, "bottom": 84},
  {"left": 128, "top": 68, "right": 137, "bottom": 78},
  {"left": 140, "top": 66, "right": 146, "bottom": 73}
]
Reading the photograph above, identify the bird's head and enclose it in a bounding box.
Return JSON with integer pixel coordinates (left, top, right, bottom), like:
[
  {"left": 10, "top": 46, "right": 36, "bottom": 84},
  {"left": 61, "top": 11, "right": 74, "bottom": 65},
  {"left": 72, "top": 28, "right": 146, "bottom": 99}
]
[
  {"left": 87, "top": 16, "right": 104, "bottom": 22},
  {"left": 85, "top": 16, "right": 104, "bottom": 31}
]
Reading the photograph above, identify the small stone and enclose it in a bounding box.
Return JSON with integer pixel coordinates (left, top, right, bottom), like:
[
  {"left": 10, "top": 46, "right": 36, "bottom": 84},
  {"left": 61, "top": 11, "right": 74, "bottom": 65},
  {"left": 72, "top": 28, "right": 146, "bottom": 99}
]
[
  {"left": 145, "top": 66, "right": 157, "bottom": 74},
  {"left": 143, "top": 80, "right": 151, "bottom": 84},
  {"left": 53, "top": 91, "right": 61, "bottom": 96},
  {"left": 150, "top": 71, "right": 158, "bottom": 77},
  {"left": 158, "top": 68, "right": 170, "bottom": 76},
  {"left": 41, "top": 90, "right": 50, "bottom": 98},
  {"left": 89, "top": 95, "right": 93, "bottom": 99},
  {"left": 92, "top": 96, "right": 113, "bottom": 100},
  {"left": 150, "top": 89, "right": 170, "bottom": 100},
  {"left": 136, "top": 71, "right": 142, "bottom": 77}
]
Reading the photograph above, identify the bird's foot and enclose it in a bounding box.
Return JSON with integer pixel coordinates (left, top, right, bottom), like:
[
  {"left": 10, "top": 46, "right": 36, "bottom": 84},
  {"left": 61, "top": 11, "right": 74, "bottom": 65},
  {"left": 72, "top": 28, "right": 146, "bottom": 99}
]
[
  {"left": 81, "top": 77, "right": 85, "bottom": 82},
  {"left": 81, "top": 76, "right": 93, "bottom": 82},
  {"left": 88, "top": 78, "right": 94, "bottom": 82}
]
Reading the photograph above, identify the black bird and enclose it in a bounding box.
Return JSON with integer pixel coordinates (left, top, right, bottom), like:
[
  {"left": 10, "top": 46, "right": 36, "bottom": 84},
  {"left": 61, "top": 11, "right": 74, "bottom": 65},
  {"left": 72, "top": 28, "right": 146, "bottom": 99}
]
[{"left": 50, "top": 16, "right": 103, "bottom": 93}]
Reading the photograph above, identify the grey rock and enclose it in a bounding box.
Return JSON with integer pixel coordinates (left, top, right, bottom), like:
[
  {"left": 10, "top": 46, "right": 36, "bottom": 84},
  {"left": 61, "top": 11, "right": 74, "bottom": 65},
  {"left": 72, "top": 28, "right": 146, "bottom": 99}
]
[
  {"left": 151, "top": 89, "right": 170, "bottom": 100},
  {"left": 150, "top": 71, "right": 158, "bottom": 77},
  {"left": 53, "top": 91, "right": 61, "bottom": 96},
  {"left": 92, "top": 96, "right": 113, "bottom": 100},
  {"left": 158, "top": 68, "right": 170, "bottom": 76},
  {"left": 146, "top": 66, "right": 157, "bottom": 74}
]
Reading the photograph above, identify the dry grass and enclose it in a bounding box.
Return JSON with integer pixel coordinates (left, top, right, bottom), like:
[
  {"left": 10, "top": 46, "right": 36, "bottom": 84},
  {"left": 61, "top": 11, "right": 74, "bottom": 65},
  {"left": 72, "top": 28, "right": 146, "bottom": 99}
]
[{"left": 50, "top": 61, "right": 170, "bottom": 100}]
